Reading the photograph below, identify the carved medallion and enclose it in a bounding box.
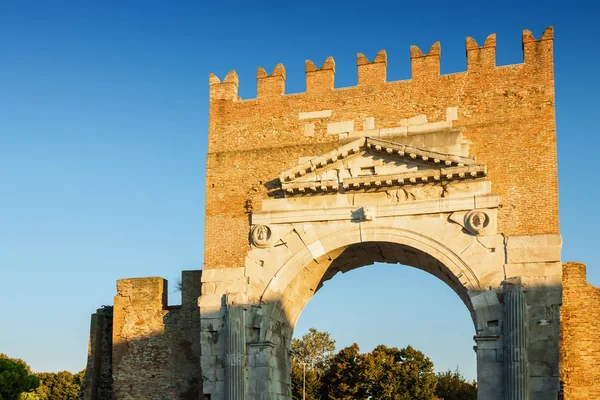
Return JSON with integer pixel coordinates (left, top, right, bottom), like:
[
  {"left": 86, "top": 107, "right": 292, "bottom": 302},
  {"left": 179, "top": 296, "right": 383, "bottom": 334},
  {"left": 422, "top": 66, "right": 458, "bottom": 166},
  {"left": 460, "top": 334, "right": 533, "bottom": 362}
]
[
  {"left": 251, "top": 225, "right": 273, "bottom": 248},
  {"left": 465, "top": 210, "right": 490, "bottom": 235}
]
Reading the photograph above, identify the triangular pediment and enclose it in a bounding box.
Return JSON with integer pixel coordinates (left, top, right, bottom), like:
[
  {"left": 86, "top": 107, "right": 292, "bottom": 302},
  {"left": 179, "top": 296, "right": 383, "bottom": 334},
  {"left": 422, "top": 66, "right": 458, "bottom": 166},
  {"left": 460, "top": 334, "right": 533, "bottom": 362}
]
[{"left": 279, "top": 137, "right": 486, "bottom": 195}]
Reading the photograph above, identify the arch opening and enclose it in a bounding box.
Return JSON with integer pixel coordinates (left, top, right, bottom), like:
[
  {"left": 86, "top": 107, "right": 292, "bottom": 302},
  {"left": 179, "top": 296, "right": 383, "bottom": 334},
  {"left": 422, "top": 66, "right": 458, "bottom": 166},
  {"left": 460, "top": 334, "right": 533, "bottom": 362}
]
[
  {"left": 245, "top": 217, "right": 511, "bottom": 399},
  {"left": 284, "top": 241, "right": 477, "bottom": 330},
  {"left": 274, "top": 239, "right": 480, "bottom": 398}
]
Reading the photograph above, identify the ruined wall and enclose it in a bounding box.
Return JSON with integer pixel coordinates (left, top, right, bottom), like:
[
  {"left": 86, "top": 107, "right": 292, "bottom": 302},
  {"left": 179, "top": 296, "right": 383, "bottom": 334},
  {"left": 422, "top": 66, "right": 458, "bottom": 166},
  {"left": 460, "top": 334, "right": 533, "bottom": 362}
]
[
  {"left": 560, "top": 262, "right": 600, "bottom": 399},
  {"left": 204, "top": 28, "right": 558, "bottom": 269},
  {"left": 81, "top": 307, "right": 113, "bottom": 400},
  {"left": 111, "top": 271, "right": 202, "bottom": 400}
]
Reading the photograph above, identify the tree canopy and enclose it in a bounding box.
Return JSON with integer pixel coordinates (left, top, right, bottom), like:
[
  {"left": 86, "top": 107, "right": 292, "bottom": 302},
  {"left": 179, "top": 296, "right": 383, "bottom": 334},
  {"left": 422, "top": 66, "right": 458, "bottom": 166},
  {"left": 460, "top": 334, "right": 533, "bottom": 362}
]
[
  {"left": 290, "top": 329, "right": 476, "bottom": 400},
  {"left": 291, "top": 328, "right": 336, "bottom": 400},
  {"left": 33, "top": 371, "right": 84, "bottom": 400},
  {"left": 434, "top": 368, "right": 477, "bottom": 400},
  {"left": 291, "top": 328, "right": 336, "bottom": 370},
  {"left": 2, "top": 329, "right": 476, "bottom": 400},
  {"left": 0, "top": 354, "right": 84, "bottom": 400},
  {"left": 0, "top": 356, "right": 39, "bottom": 400}
]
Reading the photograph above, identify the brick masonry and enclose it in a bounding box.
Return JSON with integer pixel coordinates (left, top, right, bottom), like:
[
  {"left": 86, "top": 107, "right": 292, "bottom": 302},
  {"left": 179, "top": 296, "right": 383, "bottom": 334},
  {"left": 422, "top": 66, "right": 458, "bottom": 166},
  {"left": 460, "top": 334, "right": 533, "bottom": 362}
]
[
  {"left": 560, "top": 263, "right": 600, "bottom": 399},
  {"left": 205, "top": 28, "right": 558, "bottom": 269}
]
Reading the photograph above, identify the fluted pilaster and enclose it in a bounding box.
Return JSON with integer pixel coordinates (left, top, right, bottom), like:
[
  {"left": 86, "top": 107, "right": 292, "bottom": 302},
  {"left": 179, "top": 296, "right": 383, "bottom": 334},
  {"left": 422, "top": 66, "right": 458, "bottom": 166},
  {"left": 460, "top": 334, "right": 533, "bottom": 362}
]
[
  {"left": 226, "top": 296, "right": 246, "bottom": 400},
  {"left": 504, "top": 286, "right": 529, "bottom": 400}
]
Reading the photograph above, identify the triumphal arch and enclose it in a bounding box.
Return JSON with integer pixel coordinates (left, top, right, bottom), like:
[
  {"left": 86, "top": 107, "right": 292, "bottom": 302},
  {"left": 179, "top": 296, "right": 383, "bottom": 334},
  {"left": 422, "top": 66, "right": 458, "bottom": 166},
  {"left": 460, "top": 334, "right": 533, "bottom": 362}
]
[{"left": 82, "top": 27, "right": 600, "bottom": 400}]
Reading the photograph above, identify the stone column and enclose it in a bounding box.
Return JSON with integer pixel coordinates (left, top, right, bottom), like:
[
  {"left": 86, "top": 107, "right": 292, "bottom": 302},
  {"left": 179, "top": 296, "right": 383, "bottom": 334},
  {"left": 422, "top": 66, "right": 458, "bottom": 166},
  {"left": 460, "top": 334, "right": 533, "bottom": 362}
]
[
  {"left": 504, "top": 286, "right": 528, "bottom": 400},
  {"left": 248, "top": 341, "right": 276, "bottom": 399},
  {"left": 226, "top": 294, "right": 246, "bottom": 400},
  {"left": 474, "top": 334, "right": 503, "bottom": 400}
]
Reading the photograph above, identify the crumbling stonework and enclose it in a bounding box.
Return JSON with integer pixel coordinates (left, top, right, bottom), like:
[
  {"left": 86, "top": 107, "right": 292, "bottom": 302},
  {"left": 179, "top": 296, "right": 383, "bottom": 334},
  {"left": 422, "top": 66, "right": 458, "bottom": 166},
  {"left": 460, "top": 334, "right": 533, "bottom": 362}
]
[
  {"left": 81, "top": 307, "right": 113, "bottom": 400},
  {"left": 82, "top": 26, "right": 599, "bottom": 400},
  {"left": 111, "top": 272, "right": 201, "bottom": 399},
  {"left": 560, "top": 263, "right": 600, "bottom": 399}
]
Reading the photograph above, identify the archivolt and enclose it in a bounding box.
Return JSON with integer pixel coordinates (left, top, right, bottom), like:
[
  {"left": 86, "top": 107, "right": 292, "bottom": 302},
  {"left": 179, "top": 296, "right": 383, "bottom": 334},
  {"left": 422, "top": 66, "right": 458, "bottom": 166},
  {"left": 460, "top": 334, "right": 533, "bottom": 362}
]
[{"left": 260, "top": 222, "right": 483, "bottom": 328}]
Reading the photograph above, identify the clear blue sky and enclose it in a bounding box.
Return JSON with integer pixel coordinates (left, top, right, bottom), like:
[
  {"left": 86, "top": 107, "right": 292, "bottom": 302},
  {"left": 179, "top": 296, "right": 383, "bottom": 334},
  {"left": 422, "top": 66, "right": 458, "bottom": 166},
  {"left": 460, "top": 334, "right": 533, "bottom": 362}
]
[{"left": 1, "top": 0, "right": 598, "bottom": 381}]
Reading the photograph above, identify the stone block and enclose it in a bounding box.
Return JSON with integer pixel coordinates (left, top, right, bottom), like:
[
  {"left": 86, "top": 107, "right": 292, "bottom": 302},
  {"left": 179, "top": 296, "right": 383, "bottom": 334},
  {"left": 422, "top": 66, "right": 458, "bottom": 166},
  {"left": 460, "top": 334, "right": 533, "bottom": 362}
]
[
  {"left": 530, "top": 361, "right": 559, "bottom": 377},
  {"left": 327, "top": 120, "right": 354, "bottom": 135},
  {"left": 460, "top": 240, "right": 489, "bottom": 265},
  {"left": 215, "top": 279, "right": 248, "bottom": 294},
  {"left": 469, "top": 290, "right": 500, "bottom": 310},
  {"left": 530, "top": 376, "right": 559, "bottom": 392},
  {"left": 280, "top": 230, "right": 307, "bottom": 255},
  {"left": 200, "top": 317, "right": 221, "bottom": 332},
  {"left": 379, "top": 126, "right": 407, "bottom": 136},
  {"left": 446, "top": 106, "right": 458, "bottom": 121},
  {"left": 244, "top": 256, "right": 272, "bottom": 281},
  {"left": 407, "top": 120, "right": 452, "bottom": 134},
  {"left": 198, "top": 293, "right": 225, "bottom": 308},
  {"left": 525, "top": 288, "right": 562, "bottom": 306},
  {"left": 518, "top": 274, "right": 562, "bottom": 288},
  {"left": 302, "top": 123, "right": 314, "bottom": 137},
  {"left": 504, "top": 262, "right": 562, "bottom": 279},
  {"left": 506, "top": 247, "right": 561, "bottom": 263},
  {"left": 477, "top": 234, "right": 504, "bottom": 249},
  {"left": 298, "top": 110, "right": 332, "bottom": 120},
  {"left": 400, "top": 114, "right": 428, "bottom": 126},
  {"left": 506, "top": 234, "right": 562, "bottom": 249},
  {"left": 202, "top": 267, "right": 245, "bottom": 282}
]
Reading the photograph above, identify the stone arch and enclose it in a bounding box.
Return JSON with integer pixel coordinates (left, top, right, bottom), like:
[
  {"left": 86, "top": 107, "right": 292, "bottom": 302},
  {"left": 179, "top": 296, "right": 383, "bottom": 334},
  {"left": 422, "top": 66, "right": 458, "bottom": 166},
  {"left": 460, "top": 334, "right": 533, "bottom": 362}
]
[
  {"left": 240, "top": 210, "right": 510, "bottom": 399},
  {"left": 260, "top": 223, "right": 484, "bottom": 330}
]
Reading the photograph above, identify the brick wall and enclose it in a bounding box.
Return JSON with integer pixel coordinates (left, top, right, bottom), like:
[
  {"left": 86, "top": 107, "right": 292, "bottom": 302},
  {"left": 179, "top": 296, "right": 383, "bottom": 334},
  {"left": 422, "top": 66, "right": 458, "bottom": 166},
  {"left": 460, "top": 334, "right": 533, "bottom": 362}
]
[
  {"left": 204, "top": 28, "right": 558, "bottom": 269},
  {"left": 111, "top": 272, "right": 202, "bottom": 400},
  {"left": 560, "top": 262, "right": 600, "bottom": 399}
]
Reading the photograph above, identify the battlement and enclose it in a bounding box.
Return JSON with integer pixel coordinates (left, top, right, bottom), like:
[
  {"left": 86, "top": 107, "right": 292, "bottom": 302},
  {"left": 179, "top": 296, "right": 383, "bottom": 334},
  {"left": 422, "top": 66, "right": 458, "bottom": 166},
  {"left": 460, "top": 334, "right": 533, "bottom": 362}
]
[
  {"left": 209, "top": 27, "right": 553, "bottom": 101},
  {"left": 114, "top": 270, "right": 202, "bottom": 310}
]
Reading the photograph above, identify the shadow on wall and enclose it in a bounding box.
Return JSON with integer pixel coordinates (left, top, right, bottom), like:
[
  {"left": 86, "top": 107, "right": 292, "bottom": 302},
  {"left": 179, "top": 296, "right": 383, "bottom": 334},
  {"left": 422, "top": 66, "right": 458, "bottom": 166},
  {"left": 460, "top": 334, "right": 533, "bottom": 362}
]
[
  {"left": 80, "top": 263, "right": 600, "bottom": 400},
  {"left": 82, "top": 271, "right": 202, "bottom": 400},
  {"left": 560, "top": 262, "right": 600, "bottom": 400},
  {"left": 81, "top": 271, "right": 297, "bottom": 400}
]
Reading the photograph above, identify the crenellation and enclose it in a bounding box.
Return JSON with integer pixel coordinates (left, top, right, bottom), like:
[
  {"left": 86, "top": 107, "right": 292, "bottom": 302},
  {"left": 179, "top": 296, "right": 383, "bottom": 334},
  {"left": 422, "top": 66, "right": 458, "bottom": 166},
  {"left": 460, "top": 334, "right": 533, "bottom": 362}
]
[
  {"left": 467, "top": 33, "right": 496, "bottom": 72},
  {"left": 257, "top": 63, "right": 286, "bottom": 98},
  {"left": 207, "top": 28, "right": 554, "bottom": 104},
  {"left": 357, "top": 49, "right": 387, "bottom": 85},
  {"left": 305, "top": 56, "right": 335, "bottom": 92},
  {"left": 181, "top": 270, "right": 203, "bottom": 308},
  {"left": 111, "top": 274, "right": 202, "bottom": 399},
  {"left": 410, "top": 42, "right": 441, "bottom": 79},
  {"left": 209, "top": 70, "right": 239, "bottom": 101},
  {"left": 115, "top": 277, "right": 169, "bottom": 310},
  {"left": 523, "top": 26, "right": 554, "bottom": 66}
]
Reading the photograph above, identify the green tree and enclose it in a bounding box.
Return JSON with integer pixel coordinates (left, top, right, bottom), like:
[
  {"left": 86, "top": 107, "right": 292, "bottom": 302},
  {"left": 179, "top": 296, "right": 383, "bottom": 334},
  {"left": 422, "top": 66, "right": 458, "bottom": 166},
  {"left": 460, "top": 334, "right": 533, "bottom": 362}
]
[
  {"left": 291, "top": 365, "right": 321, "bottom": 400},
  {"left": 18, "top": 393, "right": 40, "bottom": 400},
  {"left": 34, "top": 371, "right": 84, "bottom": 400},
  {"left": 319, "top": 343, "right": 365, "bottom": 400},
  {"left": 361, "top": 345, "right": 438, "bottom": 400},
  {"left": 435, "top": 368, "right": 477, "bottom": 400},
  {"left": 0, "top": 357, "right": 40, "bottom": 400},
  {"left": 291, "top": 328, "right": 336, "bottom": 371},
  {"left": 290, "top": 328, "right": 336, "bottom": 400}
]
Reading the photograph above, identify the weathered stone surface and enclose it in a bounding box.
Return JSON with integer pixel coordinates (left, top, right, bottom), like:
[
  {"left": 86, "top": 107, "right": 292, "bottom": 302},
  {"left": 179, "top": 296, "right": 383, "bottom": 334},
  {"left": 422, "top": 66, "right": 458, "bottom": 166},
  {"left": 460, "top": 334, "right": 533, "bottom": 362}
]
[{"left": 298, "top": 110, "right": 332, "bottom": 120}]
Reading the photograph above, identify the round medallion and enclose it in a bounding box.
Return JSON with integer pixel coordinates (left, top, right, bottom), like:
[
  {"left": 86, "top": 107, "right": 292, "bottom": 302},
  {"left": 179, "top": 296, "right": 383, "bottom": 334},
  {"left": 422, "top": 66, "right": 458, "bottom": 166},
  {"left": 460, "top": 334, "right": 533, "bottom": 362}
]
[
  {"left": 251, "top": 225, "right": 273, "bottom": 248},
  {"left": 465, "top": 210, "right": 490, "bottom": 235}
]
